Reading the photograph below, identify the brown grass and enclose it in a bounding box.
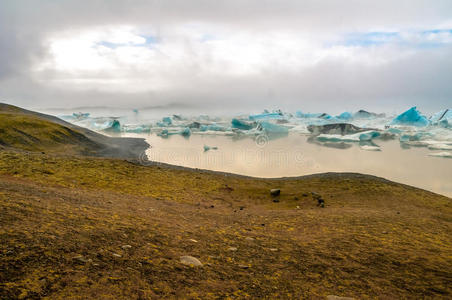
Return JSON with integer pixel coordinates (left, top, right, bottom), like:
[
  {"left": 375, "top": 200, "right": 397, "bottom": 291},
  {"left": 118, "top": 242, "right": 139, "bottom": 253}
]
[{"left": 0, "top": 150, "right": 451, "bottom": 299}]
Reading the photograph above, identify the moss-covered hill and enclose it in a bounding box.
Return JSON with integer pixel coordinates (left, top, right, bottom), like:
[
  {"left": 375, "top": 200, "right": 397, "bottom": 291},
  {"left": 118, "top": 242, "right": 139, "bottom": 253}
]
[
  {"left": 0, "top": 103, "right": 148, "bottom": 158},
  {"left": 0, "top": 105, "right": 451, "bottom": 299}
]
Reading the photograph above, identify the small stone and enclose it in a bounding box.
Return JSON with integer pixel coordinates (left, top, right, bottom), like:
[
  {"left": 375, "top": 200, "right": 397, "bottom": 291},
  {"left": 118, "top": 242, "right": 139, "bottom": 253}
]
[
  {"left": 189, "top": 239, "right": 198, "bottom": 243},
  {"left": 239, "top": 206, "right": 245, "bottom": 210},
  {"left": 382, "top": 231, "right": 388, "bottom": 234},
  {"left": 228, "top": 247, "right": 238, "bottom": 251},
  {"left": 112, "top": 253, "right": 122, "bottom": 258},
  {"left": 72, "top": 255, "right": 92, "bottom": 264},
  {"left": 296, "top": 206, "right": 300, "bottom": 209},
  {"left": 326, "top": 295, "right": 355, "bottom": 300},
  {"left": 121, "top": 245, "right": 132, "bottom": 250},
  {"left": 245, "top": 237, "right": 254, "bottom": 242},
  {"left": 180, "top": 256, "right": 203, "bottom": 267},
  {"left": 273, "top": 199, "right": 280, "bottom": 203},
  {"left": 238, "top": 264, "right": 250, "bottom": 269},
  {"left": 302, "top": 193, "right": 308, "bottom": 197},
  {"left": 270, "top": 189, "right": 281, "bottom": 196},
  {"left": 269, "top": 248, "right": 278, "bottom": 252}
]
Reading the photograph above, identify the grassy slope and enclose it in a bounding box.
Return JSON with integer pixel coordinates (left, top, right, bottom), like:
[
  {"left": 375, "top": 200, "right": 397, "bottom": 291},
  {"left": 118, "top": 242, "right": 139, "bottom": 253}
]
[
  {"left": 0, "top": 111, "right": 101, "bottom": 155},
  {"left": 0, "top": 151, "right": 451, "bottom": 299}
]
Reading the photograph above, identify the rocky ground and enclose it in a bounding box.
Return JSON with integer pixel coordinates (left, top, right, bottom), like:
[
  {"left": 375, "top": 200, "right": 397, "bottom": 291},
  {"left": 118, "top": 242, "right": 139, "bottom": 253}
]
[{"left": 0, "top": 150, "right": 450, "bottom": 299}]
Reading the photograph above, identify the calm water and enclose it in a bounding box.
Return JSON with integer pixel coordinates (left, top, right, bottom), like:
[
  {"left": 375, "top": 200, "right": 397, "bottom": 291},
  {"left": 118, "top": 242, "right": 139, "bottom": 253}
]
[{"left": 124, "top": 133, "right": 452, "bottom": 197}]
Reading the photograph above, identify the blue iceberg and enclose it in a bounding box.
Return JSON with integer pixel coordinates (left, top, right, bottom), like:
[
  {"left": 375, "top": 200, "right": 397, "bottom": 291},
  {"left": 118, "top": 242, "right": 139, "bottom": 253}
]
[
  {"left": 103, "top": 119, "right": 121, "bottom": 133},
  {"left": 73, "top": 112, "right": 90, "bottom": 120},
  {"left": 200, "top": 124, "right": 227, "bottom": 132},
  {"left": 158, "top": 127, "right": 191, "bottom": 138},
  {"left": 317, "top": 130, "right": 381, "bottom": 142},
  {"left": 430, "top": 109, "right": 451, "bottom": 128},
  {"left": 231, "top": 118, "right": 256, "bottom": 130},
  {"left": 249, "top": 112, "right": 283, "bottom": 121},
  {"left": 391, "top": 107, "right": 429, "bottom": 127},
  {"left": 336, "top": 112, "right": 353, "bottom": 120},
  {"left": 258, "top": 121, "right": 289, "bottom": 134}
]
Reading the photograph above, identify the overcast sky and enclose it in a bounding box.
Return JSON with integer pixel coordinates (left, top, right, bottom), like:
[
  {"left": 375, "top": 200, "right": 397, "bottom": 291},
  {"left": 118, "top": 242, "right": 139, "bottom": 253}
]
[{"left": 1, "top": 0, "right": 451, "bottom": 114}]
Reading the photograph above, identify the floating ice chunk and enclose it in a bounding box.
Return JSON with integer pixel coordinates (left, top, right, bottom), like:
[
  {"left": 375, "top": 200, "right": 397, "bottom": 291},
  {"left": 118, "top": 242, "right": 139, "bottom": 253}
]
[
  {"left": 360, "top": 145, "right": 381, "bottom": 151},
  {"left": 73, "top": 112, "right": 90, "bottom": 120},
  {"left": 122, "top": 124, "right": 151, "bottom": 133},
  {"left": 430, "top": 109, "right": 451, "bottom": 128},
  {"left": 390, "top": 107, "right": 429, "bottom": 127},
  {"left": 249, "top": 112, "right": 283, "bottom": 121},
  {"left": 203, "top": 145, "right": 218, "bottom": 152},
  {"left": 103, "top": 120, "right": 121, "bottom": 133},
  {"left": 428, "top": 144, "right": 452, "bottom": 150},
  {"left": 399, "top": 131, "right": 433, "bottom": 143},
  {"left": 317, "top": 130, "right": 380, "bottom": 142},
  {"left": 295, "top": 111, "right": 323, "bottom": 118},
  {"left": 157, "top": 127, "right": 191, "bottom": 138},
  {"left": 353, "top": 110, "right": 384, "bottom": 119},
  {"left": 231, "top": 118, "right": 256, "bottom": 130},
  {"left": 359, "top": 131, "right": 381, "bottom": 141},
  {"left": 257, "top": 121, "right": 289, "bottom": 134},
  {"left": 428, "top": 152, "right": 452, "bottom": 158},
  {"left": 308, "top": 123, "right": 371, "bottom": 135},
  {"left": 162, "top": 117, "right": 172, "bottom": 125},
  {"left": 200, "top": 124, "right": 227, "bottom": 132},
  {"left": 336, "top": 112, "right": 353, "bottom": 120}
]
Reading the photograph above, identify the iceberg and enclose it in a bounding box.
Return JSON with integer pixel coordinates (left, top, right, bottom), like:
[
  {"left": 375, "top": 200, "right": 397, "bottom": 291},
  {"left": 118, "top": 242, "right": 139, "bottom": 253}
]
[
  {"left": 122, "top": 124, "right": 151, "bottom": 133},
  {"left": 430, "top": 109, "right": 451, "bottom": 128},
  {"left": 307, "top": 123, "right": 372, "bottom": 135},
  {"left": 428, "top": 152, "right": 452, "bottom": 158},
  {"left": 336, "top": 112, "right": 353, "bottom": 120},
  {"left": 360, "top": 145, "right": 381, "bottom": 151},
  {"left": 249, "top": 112, "right": 283, "bottom": 121},
  {"left": 162, "top": 117, "right": 172, "bottom": 125},
  {"left": 73, "top": 112, "right": 90, "bottom": 120},
  {"left": 103, "top": 120, "right": 121, "bottom": 133},
  {"left": 203, "top": 145, "right": 218, "bottom": 152},
  {"left": 317, "top": 130, "right": 381, "bottom": 142},
  {"left": 257, "top": 121, "right": 289, "bottom": 134},
  {"left": 390, "top": 107, "right": 429, "bottom": 127},
  {"left": 200, "top": 124, "right": 228, "bottom": 132},
  {"left": 231, "top": 118, "right": 256, "bottom": 130},
  {"left": 428, "top": 144, "right": 452, "bottom": 150},
  {"left": 157, "top": 127, "right": 191, "bottom": 138}
]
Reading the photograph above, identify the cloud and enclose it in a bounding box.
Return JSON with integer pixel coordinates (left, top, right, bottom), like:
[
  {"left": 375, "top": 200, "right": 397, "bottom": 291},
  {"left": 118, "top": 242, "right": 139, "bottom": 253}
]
[{"left": 1, "top": 0, "right": 452, "bottom": 113}]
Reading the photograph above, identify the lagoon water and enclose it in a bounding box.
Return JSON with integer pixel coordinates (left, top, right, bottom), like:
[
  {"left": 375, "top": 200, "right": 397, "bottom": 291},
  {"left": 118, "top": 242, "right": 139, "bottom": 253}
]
[{"left": 124, "top": 132, "right": 452, "bottom": 197}]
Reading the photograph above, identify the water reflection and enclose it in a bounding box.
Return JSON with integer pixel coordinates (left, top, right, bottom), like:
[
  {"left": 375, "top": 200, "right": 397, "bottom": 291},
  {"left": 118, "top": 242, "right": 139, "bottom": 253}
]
[{"left": 124, "top": 133, "right": 452, "bottom": 197}]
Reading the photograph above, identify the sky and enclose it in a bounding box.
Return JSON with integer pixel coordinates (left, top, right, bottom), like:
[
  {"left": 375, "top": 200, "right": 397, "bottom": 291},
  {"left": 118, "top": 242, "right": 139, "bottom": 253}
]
[{"left": 0, "top": 0, "right": 452, "bottom": 114}]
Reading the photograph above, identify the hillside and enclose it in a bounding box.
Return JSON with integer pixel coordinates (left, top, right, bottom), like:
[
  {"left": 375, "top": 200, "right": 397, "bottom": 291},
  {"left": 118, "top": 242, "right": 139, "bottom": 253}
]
[
  {"left": 0, "top": 105, "right": 451, "bottom": 299},
  {"left": 0, "top": 103, "right": 148, "bottom": 158}
]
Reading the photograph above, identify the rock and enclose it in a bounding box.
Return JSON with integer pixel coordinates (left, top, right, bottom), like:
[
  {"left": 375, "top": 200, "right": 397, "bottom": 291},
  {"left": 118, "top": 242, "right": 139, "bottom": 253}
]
[
  {"left": 245, "top": 237, "right": 254, "bottom": 242},
  {"left": 121, "top": 245, "right": 132, "bottom": 250},
  {"left": 180, "top": 255, "right": 203, "bottom": 267},
  {"left": 273, "top": 199, "right": 280, "bottom": 203},
  {"left": 302, "top": 193, "right": 308, "bottom": 197},
  {"left": 311, "top": 192, "right": 321, "bottom": 199},
  {"left": 238, "top": 264, "right": 250, "bottom": 269},
  {"left": 112, "top": 253, "right": 122, "bottom": 258},
  {"left": 189, "top": 239, "right": 198, "bottom": 243},
  {"left": 72, "top": 255, "right": 92, "bottom": 264},
  {"left": 269, "top": 248, "right": 278, "bottom": 252},
  {"left": 326, "top": 295, "right": 355, "bottom": 300},
  {"left": 270, "top": 189, "right": 281, "bottom": 196},
  {"left": 228, "top": 247, "right": 238, "bottom": 251}
]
